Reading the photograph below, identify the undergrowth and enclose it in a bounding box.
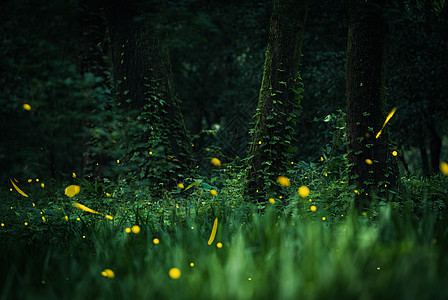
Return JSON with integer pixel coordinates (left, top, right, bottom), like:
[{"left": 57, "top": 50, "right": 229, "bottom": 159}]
[{"left": 1, "top": 165, "right": 447, "bottom": 299}]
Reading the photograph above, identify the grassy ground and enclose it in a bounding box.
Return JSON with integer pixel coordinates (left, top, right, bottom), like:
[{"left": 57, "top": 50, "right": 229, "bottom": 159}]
[{"left": 1, "top": 175, "right": 448, "bottom": 300}]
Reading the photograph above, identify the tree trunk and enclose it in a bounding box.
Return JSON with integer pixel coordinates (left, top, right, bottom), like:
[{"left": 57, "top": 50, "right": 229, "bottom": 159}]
[
  {"left": 78, "top": 0, "right": 109, "bottom": 179},
  {"left": 346, "top": 0, "right": 398, "bottom": 211},
  {"left": 104, "top": 0, "right": 193, "bottom": 188},
  {"left": 245, "top": 0, "right": 308, "bottom": 201}
]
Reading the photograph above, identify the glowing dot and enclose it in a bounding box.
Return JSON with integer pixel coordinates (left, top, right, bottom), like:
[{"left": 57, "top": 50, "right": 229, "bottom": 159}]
[
  {"left": 309, "top": 199, "right": 312, "bottom": 202},
  {"left": 106, "top": 193, "right": 111, "bottom": 197},
  {"left": 325, "top": 173, "right": 328, "bottom": 177},
  {"left": 258, "top": 141, "right": 262, "bottom": 144},
  {"left": 83, "top": 235, "right": 86, "bottom": 239},
  {"left": 440, "top": 162, "right": 448, "bottom": 176},
  {"left": 28, "top": 179, "right": 32, "bottom": 183},
  {"left": 65, "top": 185, "right": 80, "bottom": 198},
  {"left": 377, "top": 267, "right": 381, "bottom": 271},
  {"left": 36, "top": 178, "right": 39, "bottom": 182},
  {"left": 96, "top": 163, "right": 99, "bottom": 166},
  {"left": 191, "top": 144, "right": 194, "bottom": 147},
  {"left": 23, "top": 104, "right": 31, "bottom": 111},
  {"left": 32, "top": 203, "right": 35, "bottom": 207},
  {"left": 210, "top": 190, "right": 218, "bottom": 196},
  {"left": 322, "top": 217, "right": 326, "bottom": 221},
  {"left": 276, "top": 176, "right": 290, "bottom": 187},
  {"left": 24, "top": 222, "right": 28, "bottom": 226},
  {"left": 320, "top": 157, "right": 324, "bottom": 161},
  {"left": 354, "top": 190, "right": 360, "bottom": 195},
  {"left": 310, "top": 206, "right": 317, "bottom": 212},
  {"left": 101, "top": 269, "right": 115, "bottom": 278},
  {"left": 248, "top": 278, "right": 252, "bottom": 281},
  {"left": 153, "top": 238, "right": 160, "bottom": 245},
  {"left": 190, "top": 262, "right": 194, "bottom": 267},
  {"left": 41, "top": 183, "right": 45, "bottom": 188},
  {"left": 217, "top": 242, "right": 223, "bottom": 248},
  {"left": 169, "top": 268, "right": 181, "bottom": 279},
  {"left": 42, "top": 216, "right": 46, "bottom": 222},
  {"left": 65, "top": 216, "right": 69, "bottom": 222},
  {"left": 176, "top": 204, "right": 179, "bottom": 208},
  {"left": 76, "top": 217, "right": 80, "bottom": 221},
  {"left": 72, "top": 172, "right": 76, "bottom": 178},
  {"left": 1, "top": 223, "right": 4, "bottom": 227},
  {"left": 392, "top": 151, "right": 398, "bottom": 156},
  {"left": 177, "top": 183, "right": 184, "bottom": 189},
  {"left": 279, "top": 196, "right": 282, "bottom": 199},
  {"left": 125, "top": 227, "right": 131, "bottom": 233},
  {"left": 211, "top": 158, "right": 221, "bottom": 166},
  {"left": 385, "top": 184, "right": 388, "bottom": 187},
  {"left": 298, "top": 186, "right": 310, "bottom": 198},
  {"left": 365, "top": 159, "right": 373, "bottom": 165},
  {"left": 191, "top": 227, "right": 194, "bottom": 230},
  {"left": 116, "top": 160, "right": 120, "bottom": 164},
  {"left": 268, "top": 198, "right": 275, "bottom": 204},
  {"left": 149, "top": 151, "right": 153, "bottom": 155},
  {"left": 291, "top": 161, "right": 294, "bottom": 165},
  {"left": 132, "top": 225, "right": 141, "bottom": 234},
  {"left": 256, "top": 189, "right": 258, "bottom": 193}
]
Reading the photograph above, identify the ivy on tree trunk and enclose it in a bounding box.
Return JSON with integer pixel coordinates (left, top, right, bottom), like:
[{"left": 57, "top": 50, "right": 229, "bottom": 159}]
[
  {"left": 346, "top": 0, "right": 398, "bottom": 211},
  {"left": 104, "top": 0, "right": 193, "bottom": 189},
  {"left": 245, "top": 0, "right": 308, "bottom": 201}
]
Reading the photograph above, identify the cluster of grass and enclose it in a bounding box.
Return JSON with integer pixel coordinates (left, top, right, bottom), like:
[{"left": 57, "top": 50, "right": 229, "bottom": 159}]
[{"left": 1, "top": 170, "right": 448, "bottom": 299}]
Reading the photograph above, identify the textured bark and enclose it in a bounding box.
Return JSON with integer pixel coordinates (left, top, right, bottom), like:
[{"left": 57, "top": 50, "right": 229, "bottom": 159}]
[
  {"left": 245, "top": 0, "right": 308, "bottom": 200},
  {"left": 104, "top": 0, "right": 193, "bottom": 185},
  {"left": 78, "top": 0, "right": 109, "bottom": 179},
  {"left": 346, "top": 0, "right": 398, "bottom": 210}
]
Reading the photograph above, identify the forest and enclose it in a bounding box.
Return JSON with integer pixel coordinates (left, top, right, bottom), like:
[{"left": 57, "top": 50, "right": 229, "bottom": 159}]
[{"left": 1, "top": 0, "right": 448, "bottom": 299}]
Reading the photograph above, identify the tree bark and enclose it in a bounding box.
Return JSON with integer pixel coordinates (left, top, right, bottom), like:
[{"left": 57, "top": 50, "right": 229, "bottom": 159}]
[
  {"left": 346, "top": 0, "right": 398, "bottom": 211},
  {"left": 104, "top": 0, "right": 193, "bottom": 187},
  {"left": 245, "top": 0, "right": 308, "bottom": 201},
  {"left": 78, "top": 0, "right": 109, "bottom": 179}
]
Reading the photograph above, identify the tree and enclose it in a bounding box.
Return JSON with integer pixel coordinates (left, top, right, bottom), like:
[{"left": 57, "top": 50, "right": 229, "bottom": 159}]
[
  {"left": 104, "top": 0, "right": 193, "bottom": 188},
  {"left": 78, "top": 0, "right": 110, "bottom": 179},
  {"left": 346, "top": 0, "right": 398, "bottom": 210},
  {"left": 245, "top": 0, "right": 309, "bottom": 200}
]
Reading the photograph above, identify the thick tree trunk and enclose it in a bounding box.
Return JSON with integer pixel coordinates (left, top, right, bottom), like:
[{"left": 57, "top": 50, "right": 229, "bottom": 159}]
[
  {"left": 104, "top": 0, "right": 193, "bottom": 187},
  {"left": 78, "top": 0, "right": 109, "bottom": 179},
  {"left": 245, "top": 0, "right": 308, "bottom": 201},
  {"left": 346, "top": 0, "right": 398, "bottom": 211}
]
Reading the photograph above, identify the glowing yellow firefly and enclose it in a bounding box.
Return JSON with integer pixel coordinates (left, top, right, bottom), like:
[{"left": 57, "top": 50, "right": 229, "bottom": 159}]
[
  {"left": 376, "top": 107, "right": 397, "bottom": 139},
  {"left": 10, "top": 179, "right": 29, "bottom": 197},
  {"left": 208, "top": 218, "right": 218, "bottom": 245},
  {"left": 65, "top": 185, "right": 80, "bottom": 197},
  {"left": 72, "top": 202, "right": 113, "bottom": 220}
]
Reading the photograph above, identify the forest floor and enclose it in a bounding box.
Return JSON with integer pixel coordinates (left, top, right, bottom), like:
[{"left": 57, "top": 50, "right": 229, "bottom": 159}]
[{"left": 1, "top": 174, "right": 448, "bottom": 300}]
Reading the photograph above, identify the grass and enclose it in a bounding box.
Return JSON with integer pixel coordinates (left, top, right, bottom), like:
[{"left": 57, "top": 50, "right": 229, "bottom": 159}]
[{"left": 1, "top": 175, "right": 448, "bottom": 299}]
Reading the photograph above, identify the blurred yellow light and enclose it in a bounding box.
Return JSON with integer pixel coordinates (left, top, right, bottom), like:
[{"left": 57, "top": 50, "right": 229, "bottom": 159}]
[
  {"left": 169, "top": 268, "right": 181, "bottom": 279},
  {"left": 299, "top": 186, "right": 310, "bottom": 198},
  {"left": 276, "top": 176, "right": 290, "bottom": 187},
  {"left": 211, "top": 158, "right": 221, "bottom": 166}
]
